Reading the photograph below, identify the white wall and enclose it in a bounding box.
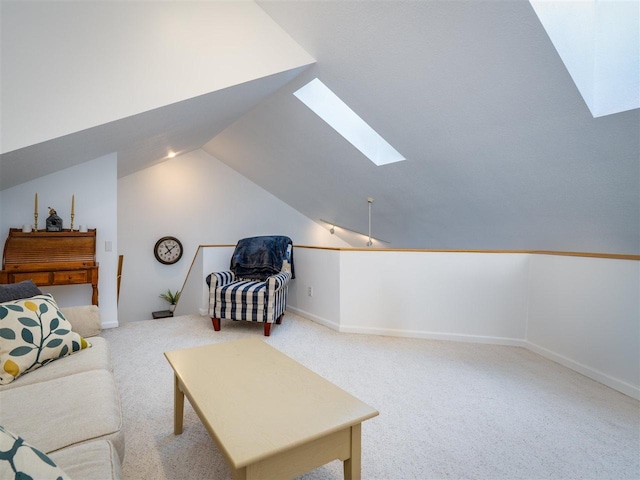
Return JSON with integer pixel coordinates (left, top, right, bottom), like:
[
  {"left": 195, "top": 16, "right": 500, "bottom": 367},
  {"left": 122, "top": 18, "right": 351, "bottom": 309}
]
[
  {"left": 287, "top": 247, "right": 342, "bottom": 330},
  {"left": 287, "top": 247, "right": 638, "bottom": 398},
  {"left": 173, "top": 246, "right": 235, "bottom": 318},
  {"left": 1, "top": 1, "right": 314, "bottom": 153},
  {"left": 527, "top": 254, "right": 640, "bottom": 398},
  {"left": 339, "top": 251, "right": 530, "bottom": 344},
  {"left": 117, "top": 149, "right": 348, "bottom": 324},
  {"left": 0, "top": 154, "right": 119, "bottom": 327}
]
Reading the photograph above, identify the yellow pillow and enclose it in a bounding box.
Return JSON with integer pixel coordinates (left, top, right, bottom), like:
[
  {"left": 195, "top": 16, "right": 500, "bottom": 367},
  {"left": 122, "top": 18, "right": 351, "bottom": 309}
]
[{"left": 0, "top": 294, "right": 90, "bottom": 385}]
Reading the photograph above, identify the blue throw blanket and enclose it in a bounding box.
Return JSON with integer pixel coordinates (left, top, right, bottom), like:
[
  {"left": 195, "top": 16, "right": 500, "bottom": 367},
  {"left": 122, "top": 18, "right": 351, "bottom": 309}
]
[{"left": 230, "top": 235, "right": 295, "bottom": 281}]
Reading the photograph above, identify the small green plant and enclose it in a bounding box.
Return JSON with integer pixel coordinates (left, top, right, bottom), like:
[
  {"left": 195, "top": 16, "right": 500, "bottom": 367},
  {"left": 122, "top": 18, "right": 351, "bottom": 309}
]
[{"left": 159, "top": 289, "right": 181, "bottom": 305}]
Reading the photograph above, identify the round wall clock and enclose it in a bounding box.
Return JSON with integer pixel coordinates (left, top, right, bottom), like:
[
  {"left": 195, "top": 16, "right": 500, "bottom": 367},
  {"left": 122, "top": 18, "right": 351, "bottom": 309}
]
[{"left": 154, "top": 236, "right": 183, "bottom": 265}]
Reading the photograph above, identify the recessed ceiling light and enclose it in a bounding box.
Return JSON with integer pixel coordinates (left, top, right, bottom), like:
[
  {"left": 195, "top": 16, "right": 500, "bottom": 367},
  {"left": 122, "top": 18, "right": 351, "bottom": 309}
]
[
  {"left": 294, "top": 78, "right": 405, "bottom": 166},
  {"left": 167, "top": 151, "right": 176, "bottom": 159}
]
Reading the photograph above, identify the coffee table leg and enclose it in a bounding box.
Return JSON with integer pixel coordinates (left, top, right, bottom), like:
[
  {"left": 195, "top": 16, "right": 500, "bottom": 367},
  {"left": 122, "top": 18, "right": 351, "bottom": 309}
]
[
  {"left": 343, "top": 423, "right": 362, "bottom": 480},
  {"left": 174, "top": 374, "right": 184, "bottom": 435}
]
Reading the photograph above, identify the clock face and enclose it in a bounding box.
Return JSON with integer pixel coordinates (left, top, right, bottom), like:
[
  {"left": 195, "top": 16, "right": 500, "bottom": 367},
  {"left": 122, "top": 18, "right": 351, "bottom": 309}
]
[{"left": 154, "top": 236, "right": 183, "bottom": 265}]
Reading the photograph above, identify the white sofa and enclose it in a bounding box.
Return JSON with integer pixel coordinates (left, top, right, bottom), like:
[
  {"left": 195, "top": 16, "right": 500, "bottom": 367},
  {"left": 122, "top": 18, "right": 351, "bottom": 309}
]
[{"left": 0, "top": 305, "right": 123, "bottom": 479}]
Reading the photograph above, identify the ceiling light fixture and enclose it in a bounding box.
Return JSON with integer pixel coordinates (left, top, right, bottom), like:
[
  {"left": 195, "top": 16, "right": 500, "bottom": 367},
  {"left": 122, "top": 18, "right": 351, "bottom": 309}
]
[
  {"left": 319, "top": 219, "right": 390, "bottom": 244},
  {"left": 367, "top": 197, "right": 374, "bottom": 247},
  {"left": 167, "top": 151, "right": 176, "bottom": 159}
]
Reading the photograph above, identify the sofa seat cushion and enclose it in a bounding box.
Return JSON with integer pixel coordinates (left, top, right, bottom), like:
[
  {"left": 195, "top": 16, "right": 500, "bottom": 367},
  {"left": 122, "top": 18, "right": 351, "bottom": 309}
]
[
  {"left": 215, "top": 279, "right": 267, "bottom": 322},
  {"left": 49, "top": 440, "right": 122, "bottom": 480},
  {"left": 0, "top": 336, "right": 111, "bottom": 391},
  {"left": 0, "top": 369, "right": 124, "bottom": 461}
]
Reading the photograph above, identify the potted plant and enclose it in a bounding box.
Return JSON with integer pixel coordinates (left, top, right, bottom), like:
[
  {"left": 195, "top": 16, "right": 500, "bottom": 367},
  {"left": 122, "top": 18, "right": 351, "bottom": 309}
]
[{"left": 159, "top": 289, "right": 181, "bottom": 313}]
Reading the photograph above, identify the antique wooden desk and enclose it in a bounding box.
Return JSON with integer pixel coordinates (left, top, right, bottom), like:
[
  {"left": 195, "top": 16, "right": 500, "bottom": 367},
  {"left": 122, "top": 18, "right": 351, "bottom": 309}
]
[{"left": 0, "top": 228, "right": 99, "bottom": 305}]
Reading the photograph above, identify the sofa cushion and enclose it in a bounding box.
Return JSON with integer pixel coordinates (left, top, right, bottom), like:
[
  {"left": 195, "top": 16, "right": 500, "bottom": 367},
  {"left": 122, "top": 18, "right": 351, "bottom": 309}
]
[
  {"left": 0, "top": 424, "right": 70, "bottom": 480},
  {"left": 0, "top": 336, "right": 111, "bottom": 391},
  {"left": 0, "top": 294, "right": 91, "bottom": 385},
  {"left": 50, "top": 440, "right": 122, "bottom": 480},
  {"left": 0, "top": 280, "right": 42, "bottom": 303},
  {"left": 60, "top": 305, "right": 102, "bottom": 338},
  {"left": 0, "top": 369, "right": 124, "bottom": 461}
]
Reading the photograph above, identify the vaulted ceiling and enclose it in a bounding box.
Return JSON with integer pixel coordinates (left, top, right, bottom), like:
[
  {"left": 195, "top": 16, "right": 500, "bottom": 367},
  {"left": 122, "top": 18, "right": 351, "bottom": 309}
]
[
  {"left": 1, "top": 1, "right": 638, "bottom": 254},
  {"left": 207, "top": 0, "right": 639, "bottom": 253}
]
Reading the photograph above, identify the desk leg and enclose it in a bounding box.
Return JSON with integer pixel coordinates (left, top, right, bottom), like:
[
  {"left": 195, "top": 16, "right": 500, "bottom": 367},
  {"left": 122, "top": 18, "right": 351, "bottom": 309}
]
[
  {"left": 343, "top": 423, "right": 362, "bottom": 480},
  {"left": 174, "top": 374, "right": 184, "bottom": 435},
  {"left": 91, "top": 284, "right": 99, "bottom": 306}
]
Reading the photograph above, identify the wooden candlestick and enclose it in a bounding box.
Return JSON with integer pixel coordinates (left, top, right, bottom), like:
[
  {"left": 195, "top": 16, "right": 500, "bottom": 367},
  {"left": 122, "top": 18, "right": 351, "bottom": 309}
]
[
  {"left": 70, "top": 194, "right": 75, "bottom": 230},
  {"left": 34, "top": 193, "right": 38, "bottom": 231}
]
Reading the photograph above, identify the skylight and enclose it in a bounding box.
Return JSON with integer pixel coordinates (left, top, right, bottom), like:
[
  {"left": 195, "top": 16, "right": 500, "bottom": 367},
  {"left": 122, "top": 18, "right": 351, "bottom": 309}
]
[
  {"left": 294, "top": 78, "right": 405, "bottom": 166},
  {"left": 529, "top": 0, "right": 639, "bottom": 117}
]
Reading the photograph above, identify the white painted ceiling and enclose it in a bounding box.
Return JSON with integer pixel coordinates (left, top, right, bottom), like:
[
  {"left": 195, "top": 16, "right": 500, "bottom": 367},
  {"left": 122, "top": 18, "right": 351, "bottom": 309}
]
[
  {"left": 204, "top": 0, "right": 639, "bottom": 253},
  {"left": 1, "top": 1, "right": 638, "bottom": 254},
  {"left": 0, "top": 67, "right": 308, "bottom": 190}
]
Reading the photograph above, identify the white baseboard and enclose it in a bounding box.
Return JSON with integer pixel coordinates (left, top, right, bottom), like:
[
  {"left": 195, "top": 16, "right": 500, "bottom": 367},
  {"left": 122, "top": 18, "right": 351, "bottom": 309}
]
[
  {"left": 288, "top": 309, "right": 638, "bottom": 400},
  {"left": 526, "top": 341, "right": 640, "bottom": 400},
  {"left": 286, "top": 306, "right": 340, "bottom": 331},
  {"left": 338, "top": 323, "right": 527, "bottom": 347},
  {"left": 101, "top": 320, "right": 119, "bottom": 329},
  {"left": 287, "top": 307, "right": 525, "bottom": 346}
]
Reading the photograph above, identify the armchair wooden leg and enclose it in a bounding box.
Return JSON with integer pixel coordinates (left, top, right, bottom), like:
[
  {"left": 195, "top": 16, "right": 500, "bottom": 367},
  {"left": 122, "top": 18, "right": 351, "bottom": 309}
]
[
  {"left": 211, "top": 318, "right": 221, "bottom": 331},
  {"left": 276, "top": 314, "right": 283, "bottom": 325},
  {"left": 263, "top": 323, "right": 271, "bottom": 336}
]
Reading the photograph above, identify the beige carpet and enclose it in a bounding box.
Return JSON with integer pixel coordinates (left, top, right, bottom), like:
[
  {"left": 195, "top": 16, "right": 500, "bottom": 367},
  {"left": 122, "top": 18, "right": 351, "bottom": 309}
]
[{"left": 103, "top": 313, "right": 639, "bottom": 480}]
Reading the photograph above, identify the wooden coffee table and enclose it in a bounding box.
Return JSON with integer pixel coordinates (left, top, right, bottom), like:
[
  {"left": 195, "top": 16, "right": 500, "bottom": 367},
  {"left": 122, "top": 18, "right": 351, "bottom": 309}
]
[{"left": 164, "top": 338, "right": 378, "bottom": 480}]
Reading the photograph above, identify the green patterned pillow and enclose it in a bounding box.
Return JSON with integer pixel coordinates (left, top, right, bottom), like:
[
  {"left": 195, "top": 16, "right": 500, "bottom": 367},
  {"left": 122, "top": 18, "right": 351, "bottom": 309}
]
[
  {"left": 0, "top": 294, "right": 91, "bottom": 385},
  {"left": 0, "top": 425, "right": 70, "bottom": 479}
]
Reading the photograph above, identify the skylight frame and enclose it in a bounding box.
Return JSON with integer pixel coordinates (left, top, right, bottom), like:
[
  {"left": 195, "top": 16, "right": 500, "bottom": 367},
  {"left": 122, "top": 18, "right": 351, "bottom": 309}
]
[{"left": 293, "top": 78, "right": 405, "bottom": 166}]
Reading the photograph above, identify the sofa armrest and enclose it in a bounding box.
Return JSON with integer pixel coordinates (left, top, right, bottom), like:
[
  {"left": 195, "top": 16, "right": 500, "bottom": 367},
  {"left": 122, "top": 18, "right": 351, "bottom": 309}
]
[
  {"left": 207, "top": 271, "right": 237, "bottom": 317},
  {"left": 267, "top": 272, "right": 291, "bottom": 291},
  {"left": 206, "top": 271, "right": 236, "bottom": 290},
  {"left": 60, "top": 305, "right": 102, "bottom": 338}
]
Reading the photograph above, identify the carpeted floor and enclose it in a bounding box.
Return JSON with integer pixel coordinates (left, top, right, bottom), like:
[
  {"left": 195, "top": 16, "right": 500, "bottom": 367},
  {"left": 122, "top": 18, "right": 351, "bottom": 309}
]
[{"left": 103, "top": 313, "right": 640, "bottom": 480}]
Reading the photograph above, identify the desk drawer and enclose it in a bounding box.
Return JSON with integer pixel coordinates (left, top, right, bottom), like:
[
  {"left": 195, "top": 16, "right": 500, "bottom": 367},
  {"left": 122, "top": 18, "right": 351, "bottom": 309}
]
[
  {"left": 11, "top": 272, "right": 51, "bottom": 285},
  {"left": 52, "top": 271, "right": 88, "bottom": 285}
]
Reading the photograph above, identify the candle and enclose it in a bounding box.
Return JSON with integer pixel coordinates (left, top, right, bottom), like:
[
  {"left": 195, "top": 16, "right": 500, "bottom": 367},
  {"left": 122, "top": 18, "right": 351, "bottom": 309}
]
[
  {"left": 34, "top": 193, "right": 38, "bottom": 214},
  {"left": 71, "top": 194, "right": 75, "bottom": 215}
]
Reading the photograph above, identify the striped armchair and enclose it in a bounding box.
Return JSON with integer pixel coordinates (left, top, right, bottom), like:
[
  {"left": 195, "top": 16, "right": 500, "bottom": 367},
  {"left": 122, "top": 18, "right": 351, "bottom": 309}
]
[{"left": 207, "top": 236, "right": 294, "bottom": 336}]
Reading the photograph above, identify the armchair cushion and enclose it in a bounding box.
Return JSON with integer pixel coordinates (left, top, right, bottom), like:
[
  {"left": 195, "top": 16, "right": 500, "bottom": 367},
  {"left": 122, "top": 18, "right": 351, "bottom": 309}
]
[{"left": 215, "top": 280, "right": 267, "bottom": 322}]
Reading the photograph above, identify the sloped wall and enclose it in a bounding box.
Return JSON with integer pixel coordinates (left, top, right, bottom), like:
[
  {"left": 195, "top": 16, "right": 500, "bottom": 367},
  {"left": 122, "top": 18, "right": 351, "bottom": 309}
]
[
  {"left": 117, "top": 149, "right": 348, "bottom": 323},
  {"left": 1, "top": 1, "right": 314, "bottom": 153}
]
